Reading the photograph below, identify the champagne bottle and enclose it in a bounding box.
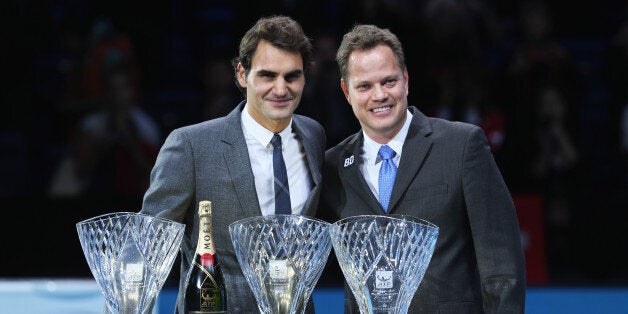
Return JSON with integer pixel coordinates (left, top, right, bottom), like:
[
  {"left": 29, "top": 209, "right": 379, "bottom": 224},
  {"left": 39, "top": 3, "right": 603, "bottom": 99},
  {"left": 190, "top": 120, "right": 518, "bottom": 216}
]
[{"left": 185, "top": 200, "right": 227, "bottom": 313}]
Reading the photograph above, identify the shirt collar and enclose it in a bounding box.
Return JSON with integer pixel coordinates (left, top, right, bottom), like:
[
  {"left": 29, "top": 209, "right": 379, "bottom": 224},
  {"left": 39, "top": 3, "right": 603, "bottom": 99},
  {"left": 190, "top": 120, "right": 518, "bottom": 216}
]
[
  {"left": 362, "top": 109, "right": 413, "bottom": 165},
  {"left": 242, "top": 103, "right": 293, "bottom": 148}
]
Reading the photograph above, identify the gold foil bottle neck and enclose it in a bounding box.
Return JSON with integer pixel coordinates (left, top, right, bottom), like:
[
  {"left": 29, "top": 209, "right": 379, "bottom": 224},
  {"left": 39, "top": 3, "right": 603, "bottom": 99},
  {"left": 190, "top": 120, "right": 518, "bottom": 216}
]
[{"left": 199, "top": 200, "right": 212, "bottom": 216}]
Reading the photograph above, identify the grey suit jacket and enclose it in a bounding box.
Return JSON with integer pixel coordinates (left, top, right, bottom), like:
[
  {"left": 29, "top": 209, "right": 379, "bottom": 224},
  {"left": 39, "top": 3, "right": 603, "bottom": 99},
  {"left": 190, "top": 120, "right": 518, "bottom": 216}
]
[
  {"left": 141, "top": 102, "right": 326, "bottom": 313},
  {"left": 322, "top": 106, "right": 525, "bottom": 313}
]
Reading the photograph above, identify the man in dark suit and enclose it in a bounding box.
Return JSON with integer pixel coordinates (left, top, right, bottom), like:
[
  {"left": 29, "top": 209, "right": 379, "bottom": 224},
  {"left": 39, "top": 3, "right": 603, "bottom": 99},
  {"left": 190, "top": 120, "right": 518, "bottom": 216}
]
[
  {"left": 140, "top": 16, "right": 325, "bottom": 313},
  {"left": 322, "top": 24, "right": 525, "bottom": 313}
]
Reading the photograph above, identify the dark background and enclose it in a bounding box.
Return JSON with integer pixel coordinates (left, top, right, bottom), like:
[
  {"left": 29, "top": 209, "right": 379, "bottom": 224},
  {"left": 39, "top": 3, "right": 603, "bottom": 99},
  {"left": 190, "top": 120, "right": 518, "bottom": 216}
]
[{"left": 1, "top": 0, "right": 626, "bottom": 288}]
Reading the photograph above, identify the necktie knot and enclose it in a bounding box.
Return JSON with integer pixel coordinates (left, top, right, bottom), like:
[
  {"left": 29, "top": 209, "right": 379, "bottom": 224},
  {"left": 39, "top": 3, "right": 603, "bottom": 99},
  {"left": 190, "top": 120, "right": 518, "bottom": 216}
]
[
  {"left": 378, "top": 145, "right": 396, "bottom": 160},
  {"left": 271, "top": 134, "right": 282, "bottom": 150}
]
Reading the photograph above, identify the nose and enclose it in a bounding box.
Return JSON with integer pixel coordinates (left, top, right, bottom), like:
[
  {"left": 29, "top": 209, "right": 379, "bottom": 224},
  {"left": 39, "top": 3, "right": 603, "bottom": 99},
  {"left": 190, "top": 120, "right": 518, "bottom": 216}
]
[
  {"left": 372, "top": 84, "right": 388, "bottom": 101},
  {"left": 273, "top": 78, "right": 288, "bottom": 96}
]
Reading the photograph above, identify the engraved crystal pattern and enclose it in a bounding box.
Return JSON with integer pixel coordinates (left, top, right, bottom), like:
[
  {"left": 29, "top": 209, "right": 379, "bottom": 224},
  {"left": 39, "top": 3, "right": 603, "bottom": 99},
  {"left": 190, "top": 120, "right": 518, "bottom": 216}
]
[
  {"left": 329, "top": 215, "right": 439, "bottom": 314},
  {"left": 76, "top": 212, "right": 185, "bottom": 314},
  {"left": 228, "top": 214, "right": 332, "bottom": 314}
]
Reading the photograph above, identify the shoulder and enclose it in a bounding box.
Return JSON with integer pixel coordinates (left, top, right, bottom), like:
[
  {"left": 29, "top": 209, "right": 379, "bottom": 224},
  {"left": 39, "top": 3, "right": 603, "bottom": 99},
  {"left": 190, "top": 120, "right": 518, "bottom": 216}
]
[
  {"left": 172, "top": 115, "right": 231, "bottom": 136},
  {"left": 407, "top": 108, "right": 487, "bottom": 154},
  {"left": 327, "top": 133, "right": 356, "bottom": 151},
  {"left": 293, "top": 114, "right": 326, "bottom": 148},
  {"left": 169, "top": 101, "right": 244, "bottom": 138},
  {"left": 423, "top": 115, "right": 483, "bottom": 142},
  {"left": 325, "top": 132, "right": 359, "bottom": 162},
  {"left": 293, "top": 114, "right": 324, "bottom": 133},
  {"left": 163, "top": 115, "right": 236, "bottom": 149},
  {"left": 422, "top": 117, "right": 491, "bottom": 160}
]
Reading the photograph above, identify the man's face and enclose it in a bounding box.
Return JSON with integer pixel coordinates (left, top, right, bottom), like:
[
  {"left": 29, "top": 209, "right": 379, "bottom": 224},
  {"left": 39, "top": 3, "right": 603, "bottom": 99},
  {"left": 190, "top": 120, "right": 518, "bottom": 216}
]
[
  {"left": 237, "top": 39, "right": 305, "bottom": 133},
  {"left": 341, "top": 44, "right": 409, "bottom": 144}
]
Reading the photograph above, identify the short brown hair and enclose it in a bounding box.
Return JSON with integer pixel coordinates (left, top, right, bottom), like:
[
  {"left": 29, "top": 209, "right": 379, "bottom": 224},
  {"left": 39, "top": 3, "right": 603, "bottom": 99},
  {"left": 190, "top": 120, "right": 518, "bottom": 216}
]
[
  {"left": 232, "top": 15, "right": 313, "bottom": 94},
  {"left": 336, "top": 24, "right": 405, "bottom": 82}
]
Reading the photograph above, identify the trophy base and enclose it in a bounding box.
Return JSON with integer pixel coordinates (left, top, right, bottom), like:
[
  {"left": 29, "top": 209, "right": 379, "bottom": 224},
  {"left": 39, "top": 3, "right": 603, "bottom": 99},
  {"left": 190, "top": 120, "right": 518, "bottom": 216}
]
[{"left": 188, "top": 311, "right": 227, "bottom": 314}]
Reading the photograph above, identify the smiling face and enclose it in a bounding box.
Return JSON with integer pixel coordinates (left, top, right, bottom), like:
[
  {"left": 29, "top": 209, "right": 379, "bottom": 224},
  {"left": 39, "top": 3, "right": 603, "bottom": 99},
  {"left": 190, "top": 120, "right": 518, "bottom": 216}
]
[
  {"left": 341, "top": 44, "right": 409, "bottom": 144},
  {"left": 237, "top": 39, "right": 305, "bottom": 133}
]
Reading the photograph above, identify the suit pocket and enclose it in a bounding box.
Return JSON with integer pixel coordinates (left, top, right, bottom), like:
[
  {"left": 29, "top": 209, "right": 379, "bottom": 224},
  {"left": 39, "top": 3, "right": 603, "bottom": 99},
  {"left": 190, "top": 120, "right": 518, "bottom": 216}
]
[{"left": 404, "top": 183, "right": 449, "bottom": 201}]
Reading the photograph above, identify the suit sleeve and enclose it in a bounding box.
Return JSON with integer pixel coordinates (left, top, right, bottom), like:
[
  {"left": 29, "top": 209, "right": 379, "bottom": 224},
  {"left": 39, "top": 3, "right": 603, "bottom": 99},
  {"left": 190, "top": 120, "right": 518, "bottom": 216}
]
[
  {"left": 140, "top": 128, "right": 195, "bottom": 222},
  {"left": 462, "top": 126, "right": 526, "bottom": 313}
]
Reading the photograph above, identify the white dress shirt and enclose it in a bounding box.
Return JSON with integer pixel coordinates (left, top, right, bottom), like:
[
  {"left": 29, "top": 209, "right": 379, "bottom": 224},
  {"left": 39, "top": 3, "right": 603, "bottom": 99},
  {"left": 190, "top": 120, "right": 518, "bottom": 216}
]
[
  {"left": 361, "top": 110, "right": 413, "bottom": 201},
  {"left": 241, "top": 104, "right": 313, "bottom": 216}
]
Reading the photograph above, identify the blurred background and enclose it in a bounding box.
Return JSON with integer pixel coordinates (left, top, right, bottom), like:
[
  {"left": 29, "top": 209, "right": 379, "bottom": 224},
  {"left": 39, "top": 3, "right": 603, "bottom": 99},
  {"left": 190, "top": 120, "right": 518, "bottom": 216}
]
[{"left": 0, "top": 0, "right": 626, "bottom": 296}]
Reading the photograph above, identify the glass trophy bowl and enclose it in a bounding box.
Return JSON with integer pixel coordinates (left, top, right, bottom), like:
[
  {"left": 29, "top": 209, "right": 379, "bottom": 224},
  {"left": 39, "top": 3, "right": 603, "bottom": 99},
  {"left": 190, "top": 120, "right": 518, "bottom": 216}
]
[
  {"left": 76, "top": 212, "right": 185, "bottom": 314},
  {"left": 329, "top": 215, "right": 439, "bottom": 314},
  {"left": 228, "top": 214, "right": 332, "bottom": 314}
]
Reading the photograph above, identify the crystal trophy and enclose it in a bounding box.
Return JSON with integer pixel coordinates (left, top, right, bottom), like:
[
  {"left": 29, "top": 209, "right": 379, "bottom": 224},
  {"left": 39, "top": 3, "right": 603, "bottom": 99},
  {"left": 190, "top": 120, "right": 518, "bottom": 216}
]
[
  {"left": 76, "top": 212, "right": 185, "bottom": 314},
  {"left": 329, "top": 215, "right": 439, "bottom": 314},
  {"left": 228, "top": 214, "right": 332, "bottom": 314}
]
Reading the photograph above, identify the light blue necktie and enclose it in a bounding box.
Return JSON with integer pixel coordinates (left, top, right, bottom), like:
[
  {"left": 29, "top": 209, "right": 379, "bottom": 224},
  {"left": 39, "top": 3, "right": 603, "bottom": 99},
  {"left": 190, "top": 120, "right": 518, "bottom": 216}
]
[
  {"left": 378, "top": 145, "right": 397, "bottom": 212},
  {"left": 271, "top": 134, "right": 291, "bottom": 214}
]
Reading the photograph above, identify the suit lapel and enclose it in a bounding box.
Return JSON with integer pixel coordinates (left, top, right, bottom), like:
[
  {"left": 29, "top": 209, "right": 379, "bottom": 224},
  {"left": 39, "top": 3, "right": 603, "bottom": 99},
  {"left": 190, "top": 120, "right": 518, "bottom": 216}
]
[
  {"left": 291, "top": 118, "right": 321, "bottom": 215},
  {"left": 339, "top": 132, "right": 384, "bottom": 214},
  {"left": 222, "top": 103, "right": 262, "bottom": 217},
  {"left": 292, "top": 119, "right": 321, "bottom": 187},
  {"left": 388, "top": 107, "right": 433, "bottom": 212}
]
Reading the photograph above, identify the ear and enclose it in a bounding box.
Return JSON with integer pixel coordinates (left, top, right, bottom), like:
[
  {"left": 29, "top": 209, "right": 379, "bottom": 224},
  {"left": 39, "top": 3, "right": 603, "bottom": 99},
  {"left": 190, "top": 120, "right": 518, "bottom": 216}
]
[
  {"left": 236, "top": 63, "right": 247, "bottom": 88},
  {"left": 340, "top": 79, "right": 350, "bottom": 104}
]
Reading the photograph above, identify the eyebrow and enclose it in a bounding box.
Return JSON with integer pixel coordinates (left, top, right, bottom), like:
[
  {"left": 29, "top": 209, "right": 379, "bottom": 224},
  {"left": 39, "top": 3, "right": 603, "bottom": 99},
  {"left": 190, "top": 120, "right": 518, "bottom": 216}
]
[
  {"left": 353, "top": 74, "right": 398, "bottom": 85},
  {"left": 257, "top": 69, "right": 303, "bottom": 77},
  {"left": 257, "top": 69, "right": 276, "bottom": 76},
  {"left": 285, "top": 69, "right": 303, "bottom": 77}
]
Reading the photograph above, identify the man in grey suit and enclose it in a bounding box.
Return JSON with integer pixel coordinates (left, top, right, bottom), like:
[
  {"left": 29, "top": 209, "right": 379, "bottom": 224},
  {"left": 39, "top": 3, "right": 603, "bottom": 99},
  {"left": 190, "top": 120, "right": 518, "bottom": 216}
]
[
  {"left": 322, "top": 24, "right": 525, "bottom": 313},
  {"left": 141, "top": 16, "right": 325, "bottom": 313}
]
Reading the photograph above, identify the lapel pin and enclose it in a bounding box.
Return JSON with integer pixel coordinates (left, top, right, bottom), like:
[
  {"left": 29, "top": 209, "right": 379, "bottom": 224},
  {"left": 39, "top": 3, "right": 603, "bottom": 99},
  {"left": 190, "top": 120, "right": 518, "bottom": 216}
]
[{"left": 344, "top": 155, "right": 354, "bottom": 167}]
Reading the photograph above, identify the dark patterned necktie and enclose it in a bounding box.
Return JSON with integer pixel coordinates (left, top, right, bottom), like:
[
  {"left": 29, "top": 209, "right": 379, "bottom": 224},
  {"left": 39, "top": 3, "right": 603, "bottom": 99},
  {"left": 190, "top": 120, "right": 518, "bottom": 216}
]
[{"left": 271, "top": 134, "right": 291, "bottom": 214}]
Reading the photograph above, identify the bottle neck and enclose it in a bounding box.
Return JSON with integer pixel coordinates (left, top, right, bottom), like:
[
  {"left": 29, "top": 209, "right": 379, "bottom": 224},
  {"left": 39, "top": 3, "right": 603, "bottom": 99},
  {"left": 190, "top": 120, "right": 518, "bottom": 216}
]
[{"left": 196, "top": 213, "right": 216, "bottom": 256}]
